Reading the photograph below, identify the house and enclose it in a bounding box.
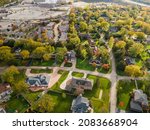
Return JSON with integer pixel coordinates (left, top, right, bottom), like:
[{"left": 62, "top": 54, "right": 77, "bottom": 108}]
[
  {"left": 124, "top": 57, "right": 135, "bottom": 65},
  {"left": 0, "top": 84, "right": 12, "bottom": 103},
  {"left": 0, "top": 108, "right": 6, "bottom": 113},
  {"left": 65, "top": 50, "right": 76, "bottom": 62},
  {"left": 130, "top": 89, "right": 149, "bottom": 113},
  {"left": 71, "top": 95, "right": 92, "bottom": 113},
  {"left": 89, "top": 58, "right": 101, "bottom": 66},
  {"left": 26, "top": 75, "right": 50, "bottom": 88},
  {"left": 65, "top": 78, "right": 93, "bottom": 92},
  {"left": 59, "top": 32, "right": 67, "bottom": 42},
  {"left": 110, "top": 26, "right": 118, "bottom": 33}
]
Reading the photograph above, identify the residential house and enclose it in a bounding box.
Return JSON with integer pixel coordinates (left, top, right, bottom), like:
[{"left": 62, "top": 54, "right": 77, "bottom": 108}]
[
  {"left": 26, "top": 75, "right": 50, "bottom": 88},
  {"left": 65, "top": 78, "right": 93, "bottom": 92},
  {"left": 89, "top": 57, "right": 102, "bottom": 67},
  {"left": 65, "top": 50, "right": 76, "bottom": 62},
  {"left": 130, "top": 89, "right": 149, "bottom": 113},
  {"left": 71, "top": 95, "right": 92, "bottom": 113},
  {"left": 0, "top": 84, "right": 12, "bottom": 103},
  {"left": 124, "top": 57, "right": 135, "bottom": 65},
  {"left": 147, "top": 35, "right": 150, "bottom": 44}
]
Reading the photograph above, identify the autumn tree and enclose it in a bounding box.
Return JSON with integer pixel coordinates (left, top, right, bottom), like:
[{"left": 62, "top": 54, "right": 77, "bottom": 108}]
[
  {"left": 0, "top": 46, "right": 14, "bottom": 62},
  {"left": 115, "top": 41, "right": 126, "bottom": 49},
  {"left": 43, "top": 54, "right": 50, "bottom": 61},
  {"left": 125, "top": 65, "right": 143, "bottom": 77},
  {"left": 20, "top": 50, "right": 30, "bottom": 59}
]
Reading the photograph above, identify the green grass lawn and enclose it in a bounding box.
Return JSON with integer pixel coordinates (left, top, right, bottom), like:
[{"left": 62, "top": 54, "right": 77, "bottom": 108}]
[
  {"left": 47, "top": 91, "right": 75, "bottom": 113},
  {"left": 91, "top": 97, "right": 109, "bottom": 113},
  {"left": 31, "top": 59, "right": 61, "bottom": 66},
  {"left": 5, "top": 95, "right": 29, "bottom": 113},
  {"left": 76, "top": 58, "right": 95, "bottom": 71},
  {"left": 72, "top": 72, "right": 84, "bottom": 78},
  {"left": 31, "top": 69, "right": 53, "bottom": 74},
  {"left": 83, "top": 74, "right": 110, "bottom": 113},
  {"left": 23, "top": 92, "right": 41, "bottom": 104},
  {"left": 51, "top": 70, "right": 69, "bottom": 91}
]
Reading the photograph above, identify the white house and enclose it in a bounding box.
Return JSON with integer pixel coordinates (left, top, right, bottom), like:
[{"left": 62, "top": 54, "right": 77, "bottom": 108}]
[{"left": 0, "top": 84, "right": 12, "bottom": 103}]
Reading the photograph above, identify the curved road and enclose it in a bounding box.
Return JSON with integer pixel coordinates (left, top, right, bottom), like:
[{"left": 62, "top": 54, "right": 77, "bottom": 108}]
[{"left": 124, "top": 0, "right": 150, "bottom": 7}]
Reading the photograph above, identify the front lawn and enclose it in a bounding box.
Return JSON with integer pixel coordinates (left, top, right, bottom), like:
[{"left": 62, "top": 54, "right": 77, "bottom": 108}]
[
  {"left": 31, "top": 69, "right": 53, "bottom": 74},
  {"left": 84, "top": 74, "right": 111, "bottom": 113},
  {"left": 5, "top": 95, "right": 29, "bottom": 113},
  {"left": 47, "top": 91, "right": 74, "bottom": 113},
  {"left": 72, "top": 72, "right": 84, "bottom": 78},
  {"left": 23, "top": 92, "right": 41, "bottom": 104},
  {"left": 76, "top": 58, "right": 95, "bottom": 71}
]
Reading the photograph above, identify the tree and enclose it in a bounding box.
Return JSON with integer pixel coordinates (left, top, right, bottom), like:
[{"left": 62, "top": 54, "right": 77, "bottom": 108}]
[
  {"left": 79, "top": 21, "right": 88, "bottom": 32},
  {"left": 20, "top": 50, "right": 30, "bottom": 59},
  {"left": 129, "top": 43, "right": 144, "bottom": 57},
  {"left": 56, "top": 47, "right": 67, "bottom": 63},
  {"left": 81, "top": 49, "right": 88, "bottom": 59},
  {"left": 0, "top": 39, "right": 3, "bottom": 46},
  {"left": 100, "top": 21, "right": 110, "bottom": 32},
  {"left": 0, "top": 46, "right": 14, "bottom": 62},
  {"left": 135, "top": 32, "right": 146, "bottom": 41},
  {"left": 33, "top": 95, "right": 55, "bottom": 113},
  {"left": 32, "top": 47, "right": 47, "bottom": 59},
  {"left": 12, "top": 80, "right": 28, "bottom": 95},
  {"left": 43, "top": 53, "right": 50, "bottom": 61},
  {"left": 115, "top": 41, "right": 126, "bottom": 49},
  {"left": 108, "top": 37, "right": 115, "bottom": 49},
  {"left": 1, "top": 66, "right": 20, "bottom": 84},
  {"left": 125, "top": 65, "right": 143, "bottom": 77}
]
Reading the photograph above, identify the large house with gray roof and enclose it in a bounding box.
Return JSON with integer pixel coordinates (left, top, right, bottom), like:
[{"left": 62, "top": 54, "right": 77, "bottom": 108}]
[
  {"left": 130, "top": 89, "right": 149, "bottom": 113},
  {"left": 26, "top": 75, "right": 50, "bottom": 88},
  {"left": 65, "top": 78, "right": 93, "bottom": 92},
  {"left": 71, "top": 95, "right": 92, "bottom": 113}
]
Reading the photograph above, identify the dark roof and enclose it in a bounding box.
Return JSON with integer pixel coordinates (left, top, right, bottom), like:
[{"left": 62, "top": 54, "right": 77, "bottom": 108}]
[
  {"left": 71, "top": 95, "right": 90, "bottom": 113},
  {"left": 0, "top": 108, "right": 6, "bottom": 113},
  {"left": 26, "top": 75, "right": 50, "bottom": 87},
  {"left": 0, "top": 84, "right": 11, "bottom": 94},
  {"left": 66, "top": 78, "right": 93, "bottom": 92},
  {"left": 130, "top": 100, "right": 143, "bottom": 113}
]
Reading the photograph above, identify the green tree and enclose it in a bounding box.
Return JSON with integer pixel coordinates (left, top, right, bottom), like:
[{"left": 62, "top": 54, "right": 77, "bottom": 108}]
[
  {"left": 129, "top": 43, "right": 144, "bottom": 57},
  {"left": 13, "top": 80, "right": 28, "bottom": 95},
  {"left": 81, "top": 49, "right": 88, "bottom": 59},
  {"left": 108, "top": 37, "right": 115, "bottom": 49},
  {"left": 100, "top": 21, "right": 110, "bottom": 32},
  {"left": 1, "top": 66, "right": 20, "bottom": 84},
  {"left": 43, "top": 54, "right": 50, "bottom": 61},
  {"left": 33, "top": 95, "right": 55, "bottom": 113},
  {"left": 79, "top": 21, "right": 88, "bottom": 32},
  {"left": 32, "top": 47, "right": 47, "bottom": 59}
]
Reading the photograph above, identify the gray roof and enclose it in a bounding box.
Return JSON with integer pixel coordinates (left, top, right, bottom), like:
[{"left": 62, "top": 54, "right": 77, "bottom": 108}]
[
  {"left": 130, "top": 100, "right": 143, "bottom": 113},
  {"left": 71, "top": 95, "right": 90, "bottom": 113},
  {"left": 133, "top": 89, "right": 148, "bottom": 106},
  {"left": 26, "top": 75, "right": 50, "bottom": 87},
  {"left": 66, "top": 78, "right": 93, "bottom": 92}
]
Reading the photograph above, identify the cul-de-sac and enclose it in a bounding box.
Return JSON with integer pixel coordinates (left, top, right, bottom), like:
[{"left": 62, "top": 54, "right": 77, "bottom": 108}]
[{"left": 0, "top": 0, "right": 150, "bottom": 113}]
